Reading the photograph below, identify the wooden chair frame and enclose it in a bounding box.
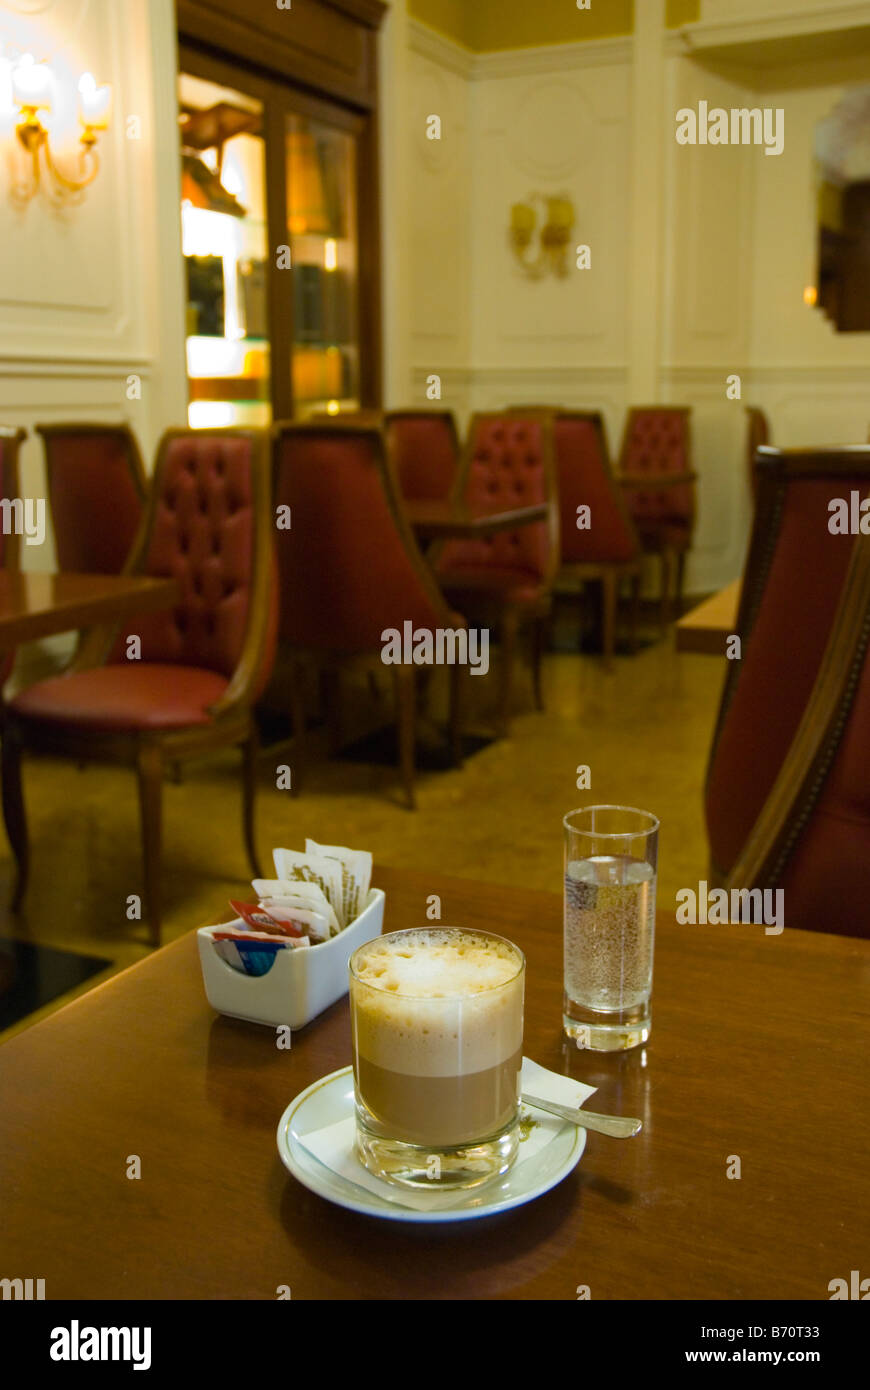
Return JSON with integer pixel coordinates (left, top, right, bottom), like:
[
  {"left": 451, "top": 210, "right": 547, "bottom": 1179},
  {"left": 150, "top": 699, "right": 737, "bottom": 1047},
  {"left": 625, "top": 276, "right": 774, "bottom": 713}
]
[
  {"left": 705, "top": 445, "right": 870, "bottom": 890},
  {"left": 0, "top": 426, "right": 26, "bottom": 574},
  {"left": 270, "top": 418, "right": 465, "bottom": 809},
  {"left": 1, "top": 427, "right": 276, "bottom": 944}
]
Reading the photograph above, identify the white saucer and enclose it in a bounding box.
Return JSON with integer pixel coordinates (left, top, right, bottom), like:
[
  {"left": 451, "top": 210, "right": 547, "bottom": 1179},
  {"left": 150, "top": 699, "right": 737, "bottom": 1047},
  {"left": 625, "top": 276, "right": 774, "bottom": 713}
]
[{"left": 276, "top": 1062, "right": 587, "bottom": 1223}]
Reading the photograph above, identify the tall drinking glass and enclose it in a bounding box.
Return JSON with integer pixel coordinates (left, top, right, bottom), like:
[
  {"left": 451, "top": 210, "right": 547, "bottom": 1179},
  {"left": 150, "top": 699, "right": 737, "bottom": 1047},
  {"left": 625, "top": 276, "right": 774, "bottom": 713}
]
[{"left": 563, "top": 806, "right": 659, "bottom": 1050}]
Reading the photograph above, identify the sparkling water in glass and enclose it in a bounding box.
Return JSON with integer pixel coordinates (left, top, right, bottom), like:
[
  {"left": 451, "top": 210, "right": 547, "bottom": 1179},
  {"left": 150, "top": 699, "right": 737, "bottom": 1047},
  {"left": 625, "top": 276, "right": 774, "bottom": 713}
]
[{"left": 563, "top": 806, "right": 659, "bottom": 1050}]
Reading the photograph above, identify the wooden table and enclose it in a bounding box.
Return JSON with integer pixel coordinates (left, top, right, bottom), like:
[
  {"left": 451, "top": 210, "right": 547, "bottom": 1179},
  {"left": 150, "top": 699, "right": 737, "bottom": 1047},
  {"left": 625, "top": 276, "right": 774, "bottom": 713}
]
[
  {"left": 405, "top": 499, "right": 548, "bottom": 542},
  {"left": 0, "top": 572, "right": 179, "bottom": 650},
  {"left": 1, "top": 865, "right": 866, "bottom": 1301},
  {"left": 675, "top": 578, "right": 741, "bottom": 654}
]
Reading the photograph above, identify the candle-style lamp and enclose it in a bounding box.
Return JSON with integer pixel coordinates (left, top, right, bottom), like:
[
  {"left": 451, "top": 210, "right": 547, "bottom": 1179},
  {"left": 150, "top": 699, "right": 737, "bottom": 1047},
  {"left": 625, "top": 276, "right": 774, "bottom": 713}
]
[
  {"left": 10, "top": 55, "right": 112, "bottom": 204},
  {"left": 510, "top": 193, "right": 575, "bottom": 278}
]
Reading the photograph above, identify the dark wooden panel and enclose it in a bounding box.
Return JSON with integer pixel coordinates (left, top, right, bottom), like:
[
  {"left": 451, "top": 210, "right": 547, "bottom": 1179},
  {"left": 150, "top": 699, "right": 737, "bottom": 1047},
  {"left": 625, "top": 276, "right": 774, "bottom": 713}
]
[
  {"left": 177, "top": 0, "right": 385, "bottom": 109},
  {"left": 1, "top": 866, "right": 868, "bottom": 1299}
]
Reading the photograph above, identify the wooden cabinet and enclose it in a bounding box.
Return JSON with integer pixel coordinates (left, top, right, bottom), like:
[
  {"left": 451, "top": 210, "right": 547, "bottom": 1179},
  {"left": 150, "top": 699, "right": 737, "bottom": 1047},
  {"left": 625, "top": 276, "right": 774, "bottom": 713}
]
[{"left": 177, "top": 0, "right": 385, "bottom": 424}]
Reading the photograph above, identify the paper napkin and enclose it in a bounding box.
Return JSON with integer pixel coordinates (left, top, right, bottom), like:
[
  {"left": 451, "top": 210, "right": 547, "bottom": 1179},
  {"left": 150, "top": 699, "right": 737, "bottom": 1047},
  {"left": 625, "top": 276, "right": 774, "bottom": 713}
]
[{"left": 297, "top": 1058, "right": 597, "bottom": 1213}]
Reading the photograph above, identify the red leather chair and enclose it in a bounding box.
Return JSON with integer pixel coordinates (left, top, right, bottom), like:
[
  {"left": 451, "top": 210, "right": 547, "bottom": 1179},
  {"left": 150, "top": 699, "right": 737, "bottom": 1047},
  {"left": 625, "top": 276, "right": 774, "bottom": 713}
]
[
  {"left": 721, "top": 530, "right": 870, "bottom": 937},
  {"left": 705, "top": 446, "right": 870, "bottom": 929},
  {"left": 271, "top": 420, "right": 465, "bottom": 808},
  {"left": 0, "top": 427, "right": 25, "bottom": 691},
  {"left": 37, "top": 423, "right": 146, "bottom": 574},
  {"left": 512, "top": 408, "right": 641, "bottom": 668},
  {"left": 617, "top": 406, "right": 696, "bottom": 625},
  {"left": 745, "top": 406, "right": 770, "bottom": 504},
  {"left": 1, "top": 428, "right": 277, "bottom": 944},
  {"left": 434, "top": 412, "right": 558, "bottom": 732},
  {"left": 384, "top": 410, "right": 459, "bottom": 502}
]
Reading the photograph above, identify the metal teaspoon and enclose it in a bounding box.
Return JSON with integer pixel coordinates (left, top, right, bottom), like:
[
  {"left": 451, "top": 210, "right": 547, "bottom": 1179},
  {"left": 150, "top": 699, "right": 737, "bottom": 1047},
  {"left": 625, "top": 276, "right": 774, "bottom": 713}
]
[{"left": 522, "top": 1093, "right": 642, "bottom": 1138}]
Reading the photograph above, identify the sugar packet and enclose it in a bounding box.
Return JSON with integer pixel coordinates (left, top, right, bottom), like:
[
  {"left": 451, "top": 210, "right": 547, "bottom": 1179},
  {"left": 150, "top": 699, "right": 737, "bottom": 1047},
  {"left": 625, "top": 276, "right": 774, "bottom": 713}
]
[
  {"left": 252, "top": 878, "right": 339, "bottom": 939},
  {"left": 304, "top": 840, "right": 372, "bottom": 928},
  {"left": 271, "top": 851, "right": 346, "bottom": 931}
]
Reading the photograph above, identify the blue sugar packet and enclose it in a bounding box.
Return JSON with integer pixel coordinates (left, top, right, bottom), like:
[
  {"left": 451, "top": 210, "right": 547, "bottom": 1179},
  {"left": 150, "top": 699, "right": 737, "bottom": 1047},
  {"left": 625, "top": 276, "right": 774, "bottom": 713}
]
[{"left": 213, "top": 932, "right": 291, "bottom": 977}]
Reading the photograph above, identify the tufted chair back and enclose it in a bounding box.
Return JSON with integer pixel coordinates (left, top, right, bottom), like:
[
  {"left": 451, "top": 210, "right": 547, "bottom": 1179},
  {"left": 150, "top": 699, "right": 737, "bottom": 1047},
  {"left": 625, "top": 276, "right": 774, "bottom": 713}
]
[
  {"left": 384, "top": 411, "right": 458, "bottom": 501},
  {"left": 272, "top": 421, "right": 462, "bottom": 653},
  {"left": 618, "top": 407, "right": 694, "bottom": 528},
  {"left": 437, "top": 413, "right": 558, "bottom": 585},
  {"left": 705, "top": 446, "right": 870, "bottom": 884},
  {"left": 108, "top": 429, "right": 275, "bottom": 690},
  {"left": 0, "top": 426, "right": 25, "bottom": 573},
  {"left": 37, "top": 423, "right": 146, "bottom": 574}
]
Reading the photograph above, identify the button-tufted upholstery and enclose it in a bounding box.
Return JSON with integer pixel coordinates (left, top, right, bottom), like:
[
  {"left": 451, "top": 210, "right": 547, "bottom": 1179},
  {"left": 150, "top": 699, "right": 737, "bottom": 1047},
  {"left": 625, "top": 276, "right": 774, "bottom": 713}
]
[
  {"left": 3, "top": 426, "right": 275, "bottom": 943},
  {"left": 385, "top": 411, "right": 458, "bottom": 502},
  {"left": 619, "top": 407, "right": 694, "bottom": 529},
  {"left": 436, "top": 414, "right": 555, "bottom": 599},
  {"left": 107, "top": 432, "right": 258, "bottom": 679},
  {"left": 705, "top": 450, "right": 870, "bottom": 904},
  {"left": 12, "top": 431, "right": 274, "bottom": 729},
  {"left": 38, "top": 424, "right": 145, "bottom": 575},
  {"left": 274, "top": 424, "right": 464, "bottom": 651}
]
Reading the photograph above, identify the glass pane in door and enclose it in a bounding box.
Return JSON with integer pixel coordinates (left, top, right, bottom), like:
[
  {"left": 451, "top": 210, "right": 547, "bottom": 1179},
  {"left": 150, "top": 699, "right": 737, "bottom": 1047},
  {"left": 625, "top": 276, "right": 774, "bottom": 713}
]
[
  {"left": 286, "top": 112, "right": 360, "bottom": 418},
  {"left": 178, "top": 74, "right": 271, "bottom": 428}
]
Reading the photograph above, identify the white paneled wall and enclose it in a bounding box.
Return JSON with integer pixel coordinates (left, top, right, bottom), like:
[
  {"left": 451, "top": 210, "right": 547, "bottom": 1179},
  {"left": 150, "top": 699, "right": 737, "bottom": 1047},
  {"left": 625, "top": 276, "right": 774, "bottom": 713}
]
[
  {"left": 395, "top": 9, "right": 870, "bottom": 594},
  {"left": 0, "top": 0, "right": 187, "bottom": 573}
]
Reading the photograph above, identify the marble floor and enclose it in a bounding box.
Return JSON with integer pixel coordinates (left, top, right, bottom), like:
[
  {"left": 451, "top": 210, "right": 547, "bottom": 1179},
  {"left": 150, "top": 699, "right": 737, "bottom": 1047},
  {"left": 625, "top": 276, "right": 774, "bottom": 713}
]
[{"left": 0, "top": 612, "right": 726, "bottom": 1041}]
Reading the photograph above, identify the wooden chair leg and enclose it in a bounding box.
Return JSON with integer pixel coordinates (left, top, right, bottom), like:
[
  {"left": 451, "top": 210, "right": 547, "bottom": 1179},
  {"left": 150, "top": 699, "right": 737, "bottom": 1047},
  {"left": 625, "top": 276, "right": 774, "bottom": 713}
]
[
  {"left": 448, "top": 661, "right": 464, "bottom": 767},
  {"left": 498, "top": 607, "right": 520, "bottom": 736},
  {"left": 675, "top": 550, "right": 687, "bottom": 618},
  {"left": 136, "top": 741, "right": 164, "bottom": 948},
  {"left": 601, "top": 572, "right": 617, "bottom": 671},
  {"left": 241, "top": 730, "right": 263, "bottom": 880},
  {"left": 659, "top": 551, "right": 673, "bottom": 632},
  {"left": 531, "top": 614, "right": 547, "bottom": 710},
  {"left": 394, "top": 665, "right": 416, "bottom": 810},
  {"left": 629, "top": 571, "right": 641, "bottom": 653},
  {"left": 2, "top": 723, "right": 29, "bottom": 912}
]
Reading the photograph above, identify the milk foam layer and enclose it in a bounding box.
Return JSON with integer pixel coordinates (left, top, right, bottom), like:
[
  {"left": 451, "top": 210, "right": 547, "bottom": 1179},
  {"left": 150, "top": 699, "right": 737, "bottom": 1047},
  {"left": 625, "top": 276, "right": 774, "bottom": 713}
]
[{"left": 351, "top": 929, "right": 524, "bottom": 1076}]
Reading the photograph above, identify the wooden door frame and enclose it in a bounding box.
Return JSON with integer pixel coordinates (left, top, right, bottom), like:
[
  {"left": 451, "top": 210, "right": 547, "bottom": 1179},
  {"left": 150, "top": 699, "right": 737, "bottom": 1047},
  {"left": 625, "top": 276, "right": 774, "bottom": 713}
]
[{"left": 177, "top": 34, "right": 382, "bottom": 422}]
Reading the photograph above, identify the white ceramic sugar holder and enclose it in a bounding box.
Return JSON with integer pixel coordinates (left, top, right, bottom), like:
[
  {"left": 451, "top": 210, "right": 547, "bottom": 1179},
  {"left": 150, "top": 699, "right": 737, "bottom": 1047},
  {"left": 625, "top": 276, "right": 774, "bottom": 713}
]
[{"left": 197, "top": 888, "right": 385, "bottom": 1030}]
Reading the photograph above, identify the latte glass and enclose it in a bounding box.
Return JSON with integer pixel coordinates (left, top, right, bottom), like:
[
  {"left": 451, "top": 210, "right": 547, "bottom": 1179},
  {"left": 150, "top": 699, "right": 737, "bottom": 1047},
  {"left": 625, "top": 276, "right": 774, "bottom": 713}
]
[{"left": 349, "top": 927, "right": 525, "bottom": 1189}]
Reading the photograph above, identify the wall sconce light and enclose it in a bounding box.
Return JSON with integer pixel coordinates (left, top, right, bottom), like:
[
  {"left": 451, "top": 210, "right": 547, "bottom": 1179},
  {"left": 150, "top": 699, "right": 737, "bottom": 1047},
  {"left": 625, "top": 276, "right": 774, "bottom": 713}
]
[
  {"left": 510, "top": 193, "right": 575, "bottom": 278},
  {"left": 11, "top": 54, "right": 111, "bottom": 206}
]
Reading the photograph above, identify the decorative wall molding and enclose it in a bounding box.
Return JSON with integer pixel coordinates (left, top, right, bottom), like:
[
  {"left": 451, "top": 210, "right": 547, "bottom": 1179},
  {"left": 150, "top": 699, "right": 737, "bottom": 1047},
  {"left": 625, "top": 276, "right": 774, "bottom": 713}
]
[
  {"left": 407, "top": 19, "right": 474, "bottom": 79},
  {"left": 473, "top": 35, "right": 633, "bottom": 79},
  {"left": 680, "top": 3, "right": 870, "bottom": 51},
  {"left": 407, "top": 20, "right": 632, "bottom": 81},
  {"left": 0, "top": 354, "right": 152, "bottom": 377}
]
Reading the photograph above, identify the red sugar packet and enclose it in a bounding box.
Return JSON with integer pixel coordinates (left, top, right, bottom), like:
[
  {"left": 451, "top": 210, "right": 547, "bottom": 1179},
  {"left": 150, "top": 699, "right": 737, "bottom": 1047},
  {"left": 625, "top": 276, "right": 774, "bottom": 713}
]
[{"left": 229, "top": 900, "right": 305, "bottom": 938}]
